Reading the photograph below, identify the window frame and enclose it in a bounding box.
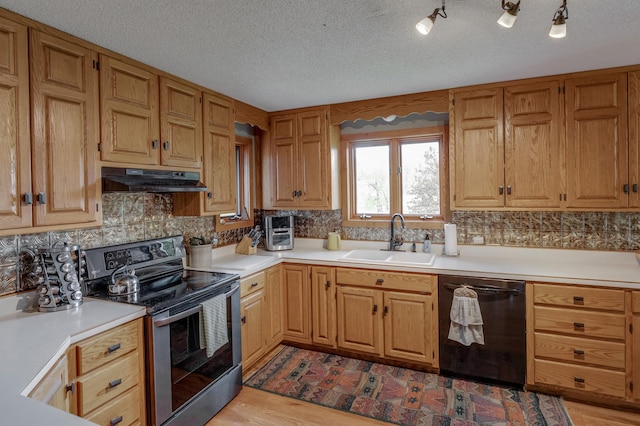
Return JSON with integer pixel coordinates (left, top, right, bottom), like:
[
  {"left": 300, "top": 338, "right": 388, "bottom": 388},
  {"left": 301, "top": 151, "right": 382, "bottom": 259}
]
[
  {"left": 340, "top": 126, "right": 449, "bottom": 229},
  {"left": 217, "top": 135, "right": 254, "bottom": 231}
]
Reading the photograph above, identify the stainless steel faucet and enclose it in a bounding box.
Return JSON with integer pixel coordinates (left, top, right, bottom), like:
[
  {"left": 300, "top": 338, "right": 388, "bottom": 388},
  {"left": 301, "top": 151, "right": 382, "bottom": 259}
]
[{"left": 389, "top": 213, "right": 406, "bottom": 251}]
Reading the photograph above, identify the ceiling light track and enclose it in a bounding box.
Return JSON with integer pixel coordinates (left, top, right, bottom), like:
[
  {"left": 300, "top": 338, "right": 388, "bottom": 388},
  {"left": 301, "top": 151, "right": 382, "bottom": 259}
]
[{"left": 416, "top": 0, "right": 569, "bottom": 39}]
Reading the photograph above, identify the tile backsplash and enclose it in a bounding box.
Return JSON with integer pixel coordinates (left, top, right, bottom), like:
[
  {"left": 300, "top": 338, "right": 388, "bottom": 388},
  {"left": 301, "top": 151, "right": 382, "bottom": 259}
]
[{"left": 2, "top": 192, "right": 639, "bottom": 297}]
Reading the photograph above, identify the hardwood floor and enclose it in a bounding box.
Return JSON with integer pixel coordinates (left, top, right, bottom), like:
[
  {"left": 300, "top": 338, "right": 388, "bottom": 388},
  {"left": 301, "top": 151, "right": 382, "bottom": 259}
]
[{"left": 209, "top": 346, "right": 640, "bottom": 425}]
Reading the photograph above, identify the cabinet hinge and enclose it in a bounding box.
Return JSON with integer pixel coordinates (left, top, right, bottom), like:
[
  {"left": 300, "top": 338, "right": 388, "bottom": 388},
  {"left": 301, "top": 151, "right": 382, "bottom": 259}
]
[
  {"left": 452, "top": 98, "right": 455, "bottom": 106},
  {"left": 630, "top": 323, "right": 634, "bottom": 333},
  {"left": 97, "top": 142, "right": 101, "bottom": 152},
  {"left": 92, "top": 60, "right": 100, "bottom": 71},
  {"left": 96, "top": 203, "right": 99, "bottom": 212},
  {"left": 631, "top": 382, "right": 634, "bottom": 392}
]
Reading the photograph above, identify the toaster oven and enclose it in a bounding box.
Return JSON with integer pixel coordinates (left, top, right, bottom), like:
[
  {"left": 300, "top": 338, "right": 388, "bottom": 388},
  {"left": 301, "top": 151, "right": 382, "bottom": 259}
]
[{"left": 263, "top": 215, "right": 294, "bottom": 251}]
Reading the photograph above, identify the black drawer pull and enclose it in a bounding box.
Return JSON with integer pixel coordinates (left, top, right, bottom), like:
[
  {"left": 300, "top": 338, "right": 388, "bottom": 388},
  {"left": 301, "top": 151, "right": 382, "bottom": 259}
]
[
  {"left": 110, "top": 416, "right": 123, "bottom": 425},
  {"left": 373, "top": 304, "right": 378, "bottom": 313},
  {"left": 108, "top": 378, "right": 122, "bottom": 389},
  {"left": 107, "top": 343, "right": 121, "bottom": 354},
  {"left": 376, "top": 278, "right": 384, "bottom": 284},
  {"left": 251, "top": 282, "right": 258, "bottom": 287},
  {"left": 572, "top": 296, "right": 584, "bottom": 303},
  {"left": 574, "top": 377, "right": 585, "bottom": 384},
  {"left": 573, "top": 349, "right": 585, "bottom": 356},
  {"left": 573, "top": 322, "right": 585, "bottom": 329},
  {"left": 326, "top": 280, "right": 331, "bottom": 288}
]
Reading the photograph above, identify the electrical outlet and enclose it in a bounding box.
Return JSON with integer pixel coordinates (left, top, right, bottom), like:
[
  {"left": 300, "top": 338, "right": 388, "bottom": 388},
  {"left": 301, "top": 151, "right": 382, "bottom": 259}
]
[{"left": 472, "top": 236, "right": 484, "bottom": 245}]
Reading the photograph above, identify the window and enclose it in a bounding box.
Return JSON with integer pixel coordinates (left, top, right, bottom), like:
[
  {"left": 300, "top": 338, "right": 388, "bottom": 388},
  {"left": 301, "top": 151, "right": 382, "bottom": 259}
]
[
  {"left": 342, "top": 127, "right": 448, "bottom": 226},
  {"left": 218, "top": 134, "right": 254, "bottom": 230}
]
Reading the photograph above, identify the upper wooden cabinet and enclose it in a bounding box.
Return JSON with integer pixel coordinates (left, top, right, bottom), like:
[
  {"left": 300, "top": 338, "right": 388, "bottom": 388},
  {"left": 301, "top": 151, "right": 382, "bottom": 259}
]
[
  {"left": 268, "top": 107, "right": 339, "bottom": 209},
  {"left": 29, "top": 30, "right": 99, "bottom": 227},
  {"left": 0, "top": 16, "right": 31, "bottom": 231},
  {"left": 451, "top": 81, "right": 562, "bottom": 209},
  {"left": 99, "top": 55, "right": 159, "bottom": 165},
  {"left": 565, "top": 72, "right": 628, "bottom": 208},
  {"left": 451, "top": 88, "right": 505, "bottom": 208},
  {"left": 631, "top": 71, "right": 640, "bottom": 208},
  {"left": 173, "top": 92, "right": 235, "bottom": 216},
  {"left": 99, "top": 55, "right": 202, "bottom": 169}
]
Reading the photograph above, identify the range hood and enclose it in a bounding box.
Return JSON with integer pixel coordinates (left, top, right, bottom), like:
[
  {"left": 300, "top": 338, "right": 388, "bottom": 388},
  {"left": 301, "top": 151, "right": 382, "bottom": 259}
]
[{"left": 102, "top": 167, "right": 208, "bottom": 193}]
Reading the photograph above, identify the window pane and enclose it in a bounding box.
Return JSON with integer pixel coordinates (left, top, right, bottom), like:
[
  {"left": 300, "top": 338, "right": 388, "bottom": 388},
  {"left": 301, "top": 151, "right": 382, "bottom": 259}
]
[
  {"left": 401, "top": 141, "right": 440, "bottom": 215},
  {"left": 354, "top": 145, "right": 390, "bottom": 214}
]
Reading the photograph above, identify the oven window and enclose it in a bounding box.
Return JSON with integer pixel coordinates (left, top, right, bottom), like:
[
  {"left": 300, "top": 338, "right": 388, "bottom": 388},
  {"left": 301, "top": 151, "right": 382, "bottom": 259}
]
[
  {"left": 169, "top": 298, "right": 233, "bottom": 411},
  {"left": 272, "top": 232, "right": 292, "bottom": 246}
]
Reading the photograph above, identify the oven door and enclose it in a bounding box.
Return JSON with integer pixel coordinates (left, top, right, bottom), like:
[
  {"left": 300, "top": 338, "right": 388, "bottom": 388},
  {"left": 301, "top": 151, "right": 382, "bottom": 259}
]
[{"left": 149, "top": 282, "right": 241, "bottom": 426}]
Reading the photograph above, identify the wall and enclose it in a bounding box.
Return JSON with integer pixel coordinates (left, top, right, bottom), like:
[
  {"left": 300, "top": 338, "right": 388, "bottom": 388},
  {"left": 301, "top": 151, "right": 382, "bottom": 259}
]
[{"left": 2, "top": 194, "right": 639, "bottom": 297}]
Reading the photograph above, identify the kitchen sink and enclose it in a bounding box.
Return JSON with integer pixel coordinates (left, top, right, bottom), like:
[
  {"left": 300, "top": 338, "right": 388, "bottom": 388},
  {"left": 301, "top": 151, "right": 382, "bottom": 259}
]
[{"left": 339, "top": 249, "right": 437, "bottom": 266}]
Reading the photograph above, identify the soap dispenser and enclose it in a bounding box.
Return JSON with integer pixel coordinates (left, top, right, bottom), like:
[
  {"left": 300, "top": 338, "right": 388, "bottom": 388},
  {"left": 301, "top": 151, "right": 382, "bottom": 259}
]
[{"left": 423, "top": 234, "right": 431, "bottom": 253}]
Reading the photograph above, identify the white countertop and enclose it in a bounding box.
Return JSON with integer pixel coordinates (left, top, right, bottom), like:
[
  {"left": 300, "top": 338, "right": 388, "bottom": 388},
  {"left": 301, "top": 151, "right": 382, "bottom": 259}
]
[
  {"left": 0, "top": 293, "right": 146, "bottom": 425},
  {"left": 192, "top": 239, "right": 640, "bottom": 289}
]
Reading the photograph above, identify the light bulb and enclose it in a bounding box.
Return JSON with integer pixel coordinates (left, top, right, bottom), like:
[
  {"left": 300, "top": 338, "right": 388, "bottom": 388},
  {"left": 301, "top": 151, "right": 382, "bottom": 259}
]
[
  {"left": 416, "top": 16, "right": 435, "bottom": 35},
  {"left": 497, "top": 11, "right": 517, "bottom": 28}
]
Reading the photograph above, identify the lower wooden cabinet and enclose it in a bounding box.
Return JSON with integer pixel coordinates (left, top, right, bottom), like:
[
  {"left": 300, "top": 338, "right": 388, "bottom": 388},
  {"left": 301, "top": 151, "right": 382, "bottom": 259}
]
[
  {"left": 335, "top": 268, "right": 436, "bottom": 366},
  {"left": 29, "top": 354, "right": 71, "bottom": 413},
  {"left": 633, "top": 291, "right": 640, "bottom": 402},
  {"left": 311, "top": 266, "right": 337, "bottom": 348},
  {"left": 69, "top": 318, "right": 146, "bottom": 425},
  {"left": 282, "top": 264, "right": 312, "bottom": 344},
  {"left": 240, "top": 266, "right": 283, "bottom": 370},
  {"left": 527, "top": 282, "right": 628, "bottom": 401}
]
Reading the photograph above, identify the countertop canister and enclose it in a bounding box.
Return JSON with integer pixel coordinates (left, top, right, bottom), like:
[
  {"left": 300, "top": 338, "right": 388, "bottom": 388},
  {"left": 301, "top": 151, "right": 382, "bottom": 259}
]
[{"left": 327, "top": 232, "right": 341, "bottom": 250}]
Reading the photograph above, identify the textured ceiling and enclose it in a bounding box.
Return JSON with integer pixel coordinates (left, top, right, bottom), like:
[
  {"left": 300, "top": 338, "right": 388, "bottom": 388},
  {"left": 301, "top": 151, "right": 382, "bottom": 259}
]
[{"left": 2, "top": 0, "right": 640, "bottom": 112}]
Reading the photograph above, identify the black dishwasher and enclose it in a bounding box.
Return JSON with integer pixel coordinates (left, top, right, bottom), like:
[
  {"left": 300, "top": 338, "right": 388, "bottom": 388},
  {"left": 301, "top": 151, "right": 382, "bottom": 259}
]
[{"left": 438, "top": 275, "right": 526, "bottom": 386}]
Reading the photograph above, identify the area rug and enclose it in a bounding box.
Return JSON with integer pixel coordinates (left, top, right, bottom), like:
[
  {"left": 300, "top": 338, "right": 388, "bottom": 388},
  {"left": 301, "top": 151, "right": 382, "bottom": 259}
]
[{"left": 244, "top": 346, "right": 572, "bottom": 426}]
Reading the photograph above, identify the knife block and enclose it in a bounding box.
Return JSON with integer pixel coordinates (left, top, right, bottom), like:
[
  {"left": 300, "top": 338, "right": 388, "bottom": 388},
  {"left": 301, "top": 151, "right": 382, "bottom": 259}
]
[{"left": 235, "top": 235, "right": 257, "bottom": 255}]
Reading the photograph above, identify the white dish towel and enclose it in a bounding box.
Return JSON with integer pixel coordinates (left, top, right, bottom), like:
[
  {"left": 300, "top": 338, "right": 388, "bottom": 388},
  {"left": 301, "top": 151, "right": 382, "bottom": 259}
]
[
  {"left": 448, "top": 287, "right": 485, "bottom": 346},
  {"left": 199, "top": 294, "right": 229, "bottom": 357}
]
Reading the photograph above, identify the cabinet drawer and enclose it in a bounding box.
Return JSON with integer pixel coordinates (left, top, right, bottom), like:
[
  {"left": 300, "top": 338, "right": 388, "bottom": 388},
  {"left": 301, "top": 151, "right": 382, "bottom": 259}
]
[
  {"left": 83, "top": 386, "right": 141, "bottom": 426},
  {"left": 534, "top": 306, "right": 625, "bottom": 340},
  {"left": 240, "top": 271, "right": 265, "bottom": 298},
  {"left": 77, "top": 350, "right": 140, "bottom": 416},
  {"left": 633, "top": 291, "right": 640, "bottom": 314},
  {"left": 533, "top": 283, "right": 624, "bottom": 312},
  {"left": 336, "top": 268, "right": 435, "bottom": 293},
  {"left": 534, "top": 332, "right": 625, "bottom": 369},
  {"left": 76, "top": 320, "right": 140, "bottom": 375},
  {"left": 534, "top": 359, "right": 626, "bottom": 398}
]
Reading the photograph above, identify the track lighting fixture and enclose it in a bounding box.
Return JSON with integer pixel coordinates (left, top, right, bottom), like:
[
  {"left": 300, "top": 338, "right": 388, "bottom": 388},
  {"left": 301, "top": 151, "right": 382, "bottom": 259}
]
[
  {"left": 497, "top": 0, "right": 520, "bottom": 28},
  {"left": 549, "top": 0, "right": 568, "bottom": 38},
  {"left": 416, "top": 0, "right": 447, "bottom": 36}
]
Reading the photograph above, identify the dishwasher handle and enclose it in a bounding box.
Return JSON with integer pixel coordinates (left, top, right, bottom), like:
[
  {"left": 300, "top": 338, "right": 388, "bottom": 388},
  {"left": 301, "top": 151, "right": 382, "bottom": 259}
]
[{"left": 443, "top": 282, "right": 520, "bottom": 296}]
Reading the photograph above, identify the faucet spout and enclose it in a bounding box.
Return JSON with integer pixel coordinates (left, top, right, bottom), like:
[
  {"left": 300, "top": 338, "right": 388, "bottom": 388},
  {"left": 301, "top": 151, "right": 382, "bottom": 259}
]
[{"left": 389, "top": 213, "right": 406, "bottom": 251}]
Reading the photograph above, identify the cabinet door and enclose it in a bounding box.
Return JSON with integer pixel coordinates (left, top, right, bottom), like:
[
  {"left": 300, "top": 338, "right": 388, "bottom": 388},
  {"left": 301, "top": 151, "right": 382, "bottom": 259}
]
[
  {"left": 0, "top": 17, "right": 31, "bottom": 230},
  {"left": 159, "top": 77, "right": 202, "bottom": 168},
  {"left": 297, "top": 110, "right": 329, "bottom": 208},
  {"left": 504, "top": 81, "right": 562, "bottom": 208},
  {"left": 202, "top": 93, "right": 236, "bottom": 213},
  {"left": 336, "top": 286, "right": 383, "bottom": 357},
  {"left": 629, "top": 71, "right": 640, "bottom": 207},
  {"left": 451, "top": 88, "right": 505, "bottom": 208},
  {"left": 282, "top": 264, "right": 311, "bottom": 343},
  {"left": 311, "top": 266, "right": 336, "bottom": 348},
  {"left": 30, "top": 30, "right": 99, "bottom": 226},
  {"left": 99, "top": 55, "right": 159, "bottom": 165},
  {"left": 271, "top": 114, "right": 298, "bottom": 207},
  {"left": 565, "top": 72, "right": 628, "bottom": 208},
  {"left": 383, "top": 291, "right": 432, "bottom": 364},
  {"left": 634, "top": 313, "right": 640, "bottom": 402},
  {"left": 29, "top": 354, "right": 70, "bottom": 412},
  {"left": 241, "top": 289, "right": 266, "bottom": 369},
  {"left": 264, "top": 265, "right": 283, "bottom": 348}
]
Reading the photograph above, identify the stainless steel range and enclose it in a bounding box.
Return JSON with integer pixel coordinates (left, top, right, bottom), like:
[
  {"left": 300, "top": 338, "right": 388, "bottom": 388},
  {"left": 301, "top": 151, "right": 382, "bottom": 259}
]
[{"left": 83, "top": 236, "right": 241, "bottom": 426}]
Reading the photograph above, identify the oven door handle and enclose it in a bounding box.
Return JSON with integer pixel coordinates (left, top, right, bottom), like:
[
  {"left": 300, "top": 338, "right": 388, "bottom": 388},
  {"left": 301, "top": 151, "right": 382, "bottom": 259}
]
[{"left": 153, "top": 285, "right": 239, "bottom": 328}]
